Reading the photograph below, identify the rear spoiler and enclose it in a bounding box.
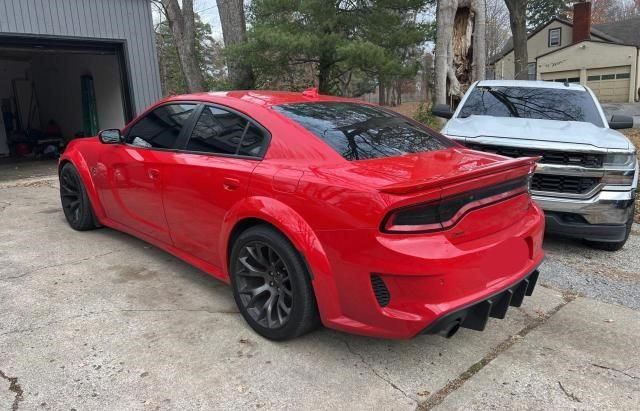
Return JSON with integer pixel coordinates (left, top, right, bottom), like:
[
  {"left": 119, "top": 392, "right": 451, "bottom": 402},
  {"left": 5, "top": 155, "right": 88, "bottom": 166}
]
[{"left": 378, "top": 156, "right": 540, "bottom": 195}]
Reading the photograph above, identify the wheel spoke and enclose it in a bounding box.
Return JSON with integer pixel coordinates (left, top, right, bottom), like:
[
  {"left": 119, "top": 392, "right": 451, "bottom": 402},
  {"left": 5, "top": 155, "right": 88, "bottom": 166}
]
[
  {"left": 238, "top": 256, "right": 265, "bottom": 276},
  {"left": 246, "top": 245, "right": 267, "bottom": 267},
  {"left": 235, "top": 241, "right": 296, "bottom": 329}
]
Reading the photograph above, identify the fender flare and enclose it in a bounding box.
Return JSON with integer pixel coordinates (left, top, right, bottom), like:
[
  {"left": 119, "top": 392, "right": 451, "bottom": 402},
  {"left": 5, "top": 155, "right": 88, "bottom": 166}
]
[
  {"left": 59, "top": 149, "right": 107, "bottom": 221},
  {"left": 220, "top": 196, "right": 341, "bottom": 321}
]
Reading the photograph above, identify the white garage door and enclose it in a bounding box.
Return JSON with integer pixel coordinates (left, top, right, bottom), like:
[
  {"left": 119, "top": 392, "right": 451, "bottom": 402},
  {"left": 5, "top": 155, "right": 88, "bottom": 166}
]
[
  {"left": 587, "top": 66, "right": 631, "bottom": 103},
  {"left": 541, "top": 70, "right": 581, "bottom": 83}
]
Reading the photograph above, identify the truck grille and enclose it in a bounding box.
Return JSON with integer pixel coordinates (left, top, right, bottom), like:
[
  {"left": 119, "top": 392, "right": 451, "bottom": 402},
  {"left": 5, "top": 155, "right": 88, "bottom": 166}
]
[
  {"left": 531, "top": 175, "right": 599, "bottom": 194},
  {"left": 465, "top": 143, "right": 604, "bottom": 168}
]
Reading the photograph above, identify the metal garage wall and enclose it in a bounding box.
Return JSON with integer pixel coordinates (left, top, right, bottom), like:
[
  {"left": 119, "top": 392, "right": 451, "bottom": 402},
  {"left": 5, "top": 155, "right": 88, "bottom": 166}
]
[{"left": 0, "top": 0, "right": 162, "bottom": 116}]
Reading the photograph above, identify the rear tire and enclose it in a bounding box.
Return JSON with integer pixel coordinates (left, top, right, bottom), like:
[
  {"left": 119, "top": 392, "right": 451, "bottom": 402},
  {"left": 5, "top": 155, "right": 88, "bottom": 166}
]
[
  {"left": 229, "top": 225, "right": 320, "bottom": 340},
  {"left": 59, "top": 163, "right": 98, "bottom": 231}
]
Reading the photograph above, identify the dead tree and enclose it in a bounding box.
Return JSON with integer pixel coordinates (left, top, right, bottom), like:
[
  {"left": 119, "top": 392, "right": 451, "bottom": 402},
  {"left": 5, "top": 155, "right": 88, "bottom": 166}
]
[{"left": 434, "top": 0, "right": 486, "bottom": 105}]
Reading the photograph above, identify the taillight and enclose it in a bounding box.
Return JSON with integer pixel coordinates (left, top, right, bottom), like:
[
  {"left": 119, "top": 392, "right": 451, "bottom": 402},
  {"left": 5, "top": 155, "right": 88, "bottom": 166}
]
[{"left": 382, "top": 176, "right": 530, "bottom": 233}]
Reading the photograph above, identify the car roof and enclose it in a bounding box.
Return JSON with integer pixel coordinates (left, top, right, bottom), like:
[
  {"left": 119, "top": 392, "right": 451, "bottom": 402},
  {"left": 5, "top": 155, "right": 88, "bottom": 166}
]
[
  {"left": 162, "top": 90, "right": 360, "bottom": 107},
  {"left": 476, "top": 80, "right": 587, "bottom": 91}
]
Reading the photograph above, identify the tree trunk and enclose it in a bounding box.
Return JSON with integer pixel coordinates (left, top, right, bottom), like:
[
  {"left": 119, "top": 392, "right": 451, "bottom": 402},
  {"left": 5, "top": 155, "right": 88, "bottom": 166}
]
[
  {"left": 378, "top": 82, "right": 386, "bottom": 105},
  {"left": 471, "top": 0, "right": 486, "bottom": 81},
  {"left": 161, "top": 0, "right": 205, "bottom": 92},
  {"left": 435, "top": 0, "right": 457, "bottom": 104},
  {"left": 216, "top": 0, "right": 255, "bottom": 89},
  {"left": 505, "top": 0, "right": 528, "bottom": 80}
]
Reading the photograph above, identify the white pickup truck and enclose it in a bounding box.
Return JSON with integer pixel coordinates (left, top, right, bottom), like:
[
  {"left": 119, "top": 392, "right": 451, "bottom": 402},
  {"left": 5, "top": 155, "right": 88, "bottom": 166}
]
[{"left": 433, "top": 80, "right": 638, "bottom": 251}]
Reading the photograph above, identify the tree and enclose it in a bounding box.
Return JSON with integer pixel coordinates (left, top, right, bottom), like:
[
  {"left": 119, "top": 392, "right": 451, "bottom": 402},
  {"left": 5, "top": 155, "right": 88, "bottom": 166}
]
[
  {"left": 216, "top": 0, "right": 255, "bottom": 89},
  {"left": 155, "top": 0, "right": 206, "bottom": 92},
  {"left": 434, "top": 0, "right": 486, "bottom": 105},
  {"left": 156, "top": 15, "right": 228, "bottom": 95},
  {"left": 485, "top": 0, "right": 510, "bottom": 61},
  {"left": 527, "top": 0, "right": 570, "bottom": 29},
  {"left": 232, "top": 0, "right": 431, "bottom": 100},
  {"left": 504, "top": 0, "right": 528, "bottom": 80}
]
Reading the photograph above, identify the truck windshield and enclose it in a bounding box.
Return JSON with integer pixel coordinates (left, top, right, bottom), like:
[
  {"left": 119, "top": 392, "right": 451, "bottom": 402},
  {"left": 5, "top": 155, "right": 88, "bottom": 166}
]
[{"left": 458, "top": 86, "right": 604, "bottom": 127}]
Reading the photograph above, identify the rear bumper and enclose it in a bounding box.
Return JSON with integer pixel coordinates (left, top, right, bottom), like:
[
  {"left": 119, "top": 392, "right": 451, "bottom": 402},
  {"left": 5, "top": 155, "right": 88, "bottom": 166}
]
[
  {"left": 312, "top": 196, "right": 545, "bottom": 339},
  {"left": 422, "top": 270, "right": 539, "bottom": 338}
]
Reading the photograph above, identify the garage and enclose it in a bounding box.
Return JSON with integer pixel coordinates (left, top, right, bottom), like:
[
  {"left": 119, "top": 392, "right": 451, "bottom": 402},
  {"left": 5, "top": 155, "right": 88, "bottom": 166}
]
[
  {"left": 0, "top": 37, "right": 133, "bottom": 159},
  {"left": 587, "top": 66, "right": 632, "bottom": 103},
  {"left": 541, "top": 70, "right": 581, "bottom": 84},
  {"left": 0, "top": 0, "right": 161, "bottom": 178}
]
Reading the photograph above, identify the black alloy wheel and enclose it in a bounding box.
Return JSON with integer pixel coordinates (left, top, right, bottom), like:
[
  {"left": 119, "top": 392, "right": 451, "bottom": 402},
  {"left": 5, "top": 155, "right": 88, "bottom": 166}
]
[
  {"left": 235, "top": 241, "right": 293, "bottom": 328},
  {"left": 230, "top": 225, "right": 319, "bottom": 340},
  {"left": 59, "top": 163, "right": 97, "bottom": 231}
]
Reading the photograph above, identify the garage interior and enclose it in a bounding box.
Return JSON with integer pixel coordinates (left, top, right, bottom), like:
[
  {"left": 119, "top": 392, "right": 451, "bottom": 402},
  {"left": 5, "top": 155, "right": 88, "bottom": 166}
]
[{"left": 0, "top": 37, "right": 132, "bottom": 174}]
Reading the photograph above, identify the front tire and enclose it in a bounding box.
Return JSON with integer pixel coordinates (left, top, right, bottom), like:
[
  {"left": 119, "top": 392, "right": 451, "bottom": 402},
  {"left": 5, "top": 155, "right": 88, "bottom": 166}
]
[
  {"left": 59, "top": 163, "right": 98, "bottom": 231},
  {"left": 229, "top": 225, "right": 320, "bottom": 340}
]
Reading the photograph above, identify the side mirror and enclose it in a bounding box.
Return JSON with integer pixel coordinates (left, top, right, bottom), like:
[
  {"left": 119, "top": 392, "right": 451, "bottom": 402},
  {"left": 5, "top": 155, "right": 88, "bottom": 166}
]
[
  {"left": 98, "top": 129, "right": 122, "bottom": 144},
  {"left": 608, "top": 115, "right": 634, "bottom": 130},
  {"left": 431, "top": 103, "right": 454, "bottom": 119}
]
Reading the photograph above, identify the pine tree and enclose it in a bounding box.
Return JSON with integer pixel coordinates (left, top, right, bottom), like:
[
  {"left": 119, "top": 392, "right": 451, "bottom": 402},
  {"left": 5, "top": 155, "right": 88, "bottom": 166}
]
[
  {"left": 527, "top": 0, "right": 571, "bottom": 29},
  {"left": 229, "top": 0, "right": 432, "bottom": 97}
]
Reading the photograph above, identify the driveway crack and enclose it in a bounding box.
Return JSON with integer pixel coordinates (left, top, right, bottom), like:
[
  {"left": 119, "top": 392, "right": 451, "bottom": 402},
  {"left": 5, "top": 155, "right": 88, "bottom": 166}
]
[
  {"left": 0, "top": 369, "right": 24, "bottom": 411},
  {"left": 336, "top": 336, "right": 417, "bottom": 405},
  {"left": 0, "top": 308, "right": 239, "bottom": 338},
  {"left": 591, "top": 363, "right": 640, "bottom": 380},
  {"left": 417, "top": 291, "right": 578, "bottom": 410},
  {"left": 2, "top": 249, "right": 128, "bottom": 281},
  {"left": 558, "top": 381, "right": 581, "bottom": 402}
]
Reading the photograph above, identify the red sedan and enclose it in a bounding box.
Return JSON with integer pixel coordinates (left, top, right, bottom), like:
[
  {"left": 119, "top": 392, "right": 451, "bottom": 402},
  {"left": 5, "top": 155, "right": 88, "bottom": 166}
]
[{"left": 59, "top": 90, "right": 544, "bottom": 340}]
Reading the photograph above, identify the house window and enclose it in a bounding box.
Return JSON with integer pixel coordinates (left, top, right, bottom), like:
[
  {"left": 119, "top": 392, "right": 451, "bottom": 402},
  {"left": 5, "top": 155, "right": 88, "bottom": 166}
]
[
  {"left": 527, "top": 63, "right": 536, "bottom": 80},
  {"left": 548, "top": 28, "right": 561, "bottom": 47},
  {"left": 616, "top": 73, "right": 630, "bottom": 79}
]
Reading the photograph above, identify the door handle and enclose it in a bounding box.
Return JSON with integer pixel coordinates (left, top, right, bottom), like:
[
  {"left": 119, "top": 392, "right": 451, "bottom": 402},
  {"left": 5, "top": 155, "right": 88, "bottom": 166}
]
[
  {"left": 148, "top": 168, "right": 160, "bottom": 181},
  {"left": 223, "top": 177, "right": 241, "bottom": 191}
]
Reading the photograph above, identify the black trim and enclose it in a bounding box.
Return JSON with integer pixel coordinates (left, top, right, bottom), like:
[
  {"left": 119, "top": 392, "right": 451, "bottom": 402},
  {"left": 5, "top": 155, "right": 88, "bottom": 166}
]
[
  {"left": 548, "top": 27, "right": 562, "bottom": 47},
  {"left": 0, "top": 34, "right": 135, "bottom": 122},
  {"left": 422, "top": 268, "right": 540, "bottom": 338}
]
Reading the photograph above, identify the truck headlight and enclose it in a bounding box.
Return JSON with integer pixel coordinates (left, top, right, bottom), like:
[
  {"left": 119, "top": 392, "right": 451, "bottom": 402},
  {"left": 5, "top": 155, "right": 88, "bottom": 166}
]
[{"left": 604, "top": 152, "right": 636, "bottom": 167}]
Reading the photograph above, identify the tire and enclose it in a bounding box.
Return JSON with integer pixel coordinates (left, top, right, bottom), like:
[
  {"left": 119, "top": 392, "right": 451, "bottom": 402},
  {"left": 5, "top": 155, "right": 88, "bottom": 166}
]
[
  {"left": 59, "top": 163, "right": 98, "bottom": 231},
  {"left": 229, "top": 225, "right": 320, "bottom": 340},
  {"left": 585, "top": 204, "right": 635, "bottom": 252}
]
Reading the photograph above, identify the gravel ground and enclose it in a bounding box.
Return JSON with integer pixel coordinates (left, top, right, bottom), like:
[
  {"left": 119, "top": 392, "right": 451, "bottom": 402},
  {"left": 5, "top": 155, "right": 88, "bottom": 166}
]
[{"left": 539, "top": 225, "right": 640, "bottom": 310}]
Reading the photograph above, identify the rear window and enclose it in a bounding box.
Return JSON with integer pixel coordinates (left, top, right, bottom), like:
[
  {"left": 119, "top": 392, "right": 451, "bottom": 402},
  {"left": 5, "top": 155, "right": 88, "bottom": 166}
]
[
  {"left": 273, "top": 102, "right": 451, "bottom": 161},
  {"left": 458, "top": 86, "right": 604, "bottom": 127}
]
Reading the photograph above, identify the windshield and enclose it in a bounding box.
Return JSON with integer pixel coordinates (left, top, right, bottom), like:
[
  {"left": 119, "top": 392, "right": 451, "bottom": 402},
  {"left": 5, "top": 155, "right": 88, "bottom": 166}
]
[
  {"left": 458, "top": 86, "right": 604, "bottom": 127},
  {"left": 273, "top": 102, "right": 452, "bottom": 161}
]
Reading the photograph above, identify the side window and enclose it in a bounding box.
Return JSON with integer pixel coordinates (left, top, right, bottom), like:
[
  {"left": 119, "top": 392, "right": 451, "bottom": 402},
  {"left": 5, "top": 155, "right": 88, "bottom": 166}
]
[
  {"left": 186, "top": 106, "right": 266, "bottom": 157},
  {"left": 126, "top": 104, "right": 196, "bottom": 149}
]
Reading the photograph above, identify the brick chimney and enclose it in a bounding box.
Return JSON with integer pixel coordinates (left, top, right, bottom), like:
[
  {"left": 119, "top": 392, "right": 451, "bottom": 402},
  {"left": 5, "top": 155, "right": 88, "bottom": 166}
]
[{"left": 573, "top": 1, "right": 592, "bottom": 43}]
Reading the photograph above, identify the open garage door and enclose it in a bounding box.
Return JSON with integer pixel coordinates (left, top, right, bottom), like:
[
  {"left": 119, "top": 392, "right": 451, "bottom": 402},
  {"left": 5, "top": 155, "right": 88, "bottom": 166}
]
[
  {"left": 0, "top": 36, "right": 133, "bottom": 162},
  {"left": 587, "top": 66, "right": 631, "bottom": 103},
  {"left": 541, "top": 70, "right": 581, "bottom": 83}
]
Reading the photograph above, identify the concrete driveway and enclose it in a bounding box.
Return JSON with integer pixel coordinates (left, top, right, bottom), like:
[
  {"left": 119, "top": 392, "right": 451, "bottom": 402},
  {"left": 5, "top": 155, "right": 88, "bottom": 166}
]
[{"left": 1, "top": 175, "right": 639, "bottom": 410}]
